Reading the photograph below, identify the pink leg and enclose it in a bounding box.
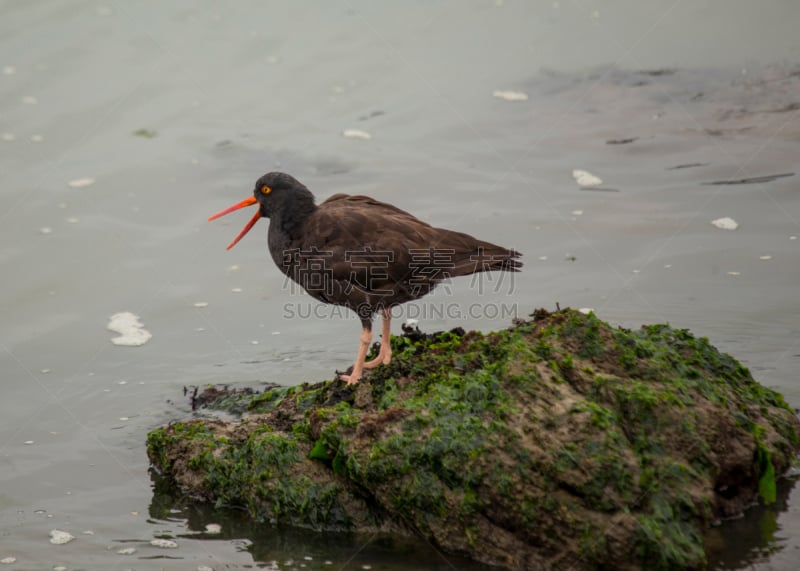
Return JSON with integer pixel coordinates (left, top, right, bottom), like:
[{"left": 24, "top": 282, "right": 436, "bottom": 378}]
[
  {"left": 364, "top": 308, "right": 392, "bottom": 369},
  {"left": 339, "top": 325, "right": 373, "bottom": 385}
]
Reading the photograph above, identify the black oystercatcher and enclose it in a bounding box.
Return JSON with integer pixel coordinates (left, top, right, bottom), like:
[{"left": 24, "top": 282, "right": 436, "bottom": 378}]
[{"left": 209, "top": 172, "right": 521, "bottom": 384}]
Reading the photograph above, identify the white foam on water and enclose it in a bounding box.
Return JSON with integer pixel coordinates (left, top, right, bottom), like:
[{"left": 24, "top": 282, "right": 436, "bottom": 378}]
[
  {"left": 150, "top": 538, "right": 178, "bottom": 548},
  {"left": 710, "top": 217, "right": 738, "bottom": 230},
  {"left": 68, "top": 177, "right": 95, "bottom": 188},
  {"left": 492, "top": 90, "right": 528, "bottom": 101},
  {"left": 49, "top": 529, "right": 75, "bottom": 545},
  {"left": 572, "top": 169, "right": 603, "bottom": 187},
  {"left": 342, "top": 129, "right": 372, "bottom": 140},
  {"left": 107, "top": 312, "right": 152, "bottom": 347}
]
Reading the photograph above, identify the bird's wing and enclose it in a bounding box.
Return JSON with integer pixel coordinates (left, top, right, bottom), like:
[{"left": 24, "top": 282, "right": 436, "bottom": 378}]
[
  {"left": 304, "top": 194, "right": 521, "bottom": 301},
  {"left": 319, "top": 193, "right": 424, "bottom": 219},
  {"left": 303, "top": 195, "right": 435, "bottom": 296}
]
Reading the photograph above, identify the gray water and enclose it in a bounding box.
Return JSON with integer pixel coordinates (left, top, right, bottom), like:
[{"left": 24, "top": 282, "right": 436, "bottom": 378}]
[{"left": 2, "top": 1, "right": 799, "bottom": 569}]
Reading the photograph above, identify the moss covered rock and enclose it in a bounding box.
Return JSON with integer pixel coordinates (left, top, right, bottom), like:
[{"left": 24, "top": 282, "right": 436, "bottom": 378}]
[{"left": 147, "top": 309, "right": 799, "bottom": 570}]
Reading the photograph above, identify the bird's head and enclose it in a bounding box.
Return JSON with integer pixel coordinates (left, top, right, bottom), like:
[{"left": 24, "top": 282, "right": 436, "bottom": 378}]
[{"left": 208, "top": 172, "right": 310, "bottom": 250}]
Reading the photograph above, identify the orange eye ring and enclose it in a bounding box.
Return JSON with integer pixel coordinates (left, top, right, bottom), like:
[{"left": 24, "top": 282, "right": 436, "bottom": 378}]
[{"left": 261, "top": 185, "right": 272, "bottom": 195}]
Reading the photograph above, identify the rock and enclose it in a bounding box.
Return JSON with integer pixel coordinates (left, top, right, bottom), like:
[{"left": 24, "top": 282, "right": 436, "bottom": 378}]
[{"left": 147, "top": 309, "right": 799, "bottom": 570}]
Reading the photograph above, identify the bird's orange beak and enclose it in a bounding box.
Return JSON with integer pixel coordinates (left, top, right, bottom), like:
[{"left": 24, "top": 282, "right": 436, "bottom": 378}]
[{"left": 208, "top": 196, "right": 260, "bottom": 250}]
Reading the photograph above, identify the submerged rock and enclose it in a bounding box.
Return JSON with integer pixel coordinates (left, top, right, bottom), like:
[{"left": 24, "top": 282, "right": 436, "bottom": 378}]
[{"left": 147, "top": 309, "right": 799, "bottom": 570}]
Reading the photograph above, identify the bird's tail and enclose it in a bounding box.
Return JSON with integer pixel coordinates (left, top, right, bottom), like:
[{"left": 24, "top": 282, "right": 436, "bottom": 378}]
[{"left": 448, "top": 241, "right": 523, "bottom": 278}]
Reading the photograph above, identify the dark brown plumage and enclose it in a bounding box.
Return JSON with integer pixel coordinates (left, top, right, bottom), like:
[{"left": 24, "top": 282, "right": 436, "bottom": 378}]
[{"left": 209, "top": 172, "right": 522, "bottom": 384}]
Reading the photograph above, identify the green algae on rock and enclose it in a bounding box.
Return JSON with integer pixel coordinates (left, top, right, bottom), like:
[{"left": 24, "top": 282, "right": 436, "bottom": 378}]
[{"left": 147, "top": 309, "right": 799, "bottom": 570}]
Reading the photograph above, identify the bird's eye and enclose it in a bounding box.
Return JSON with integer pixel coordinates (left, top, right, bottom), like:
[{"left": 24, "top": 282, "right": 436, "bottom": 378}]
[{"left": 261, "top": 185, "right": 272, "bottom": 195}]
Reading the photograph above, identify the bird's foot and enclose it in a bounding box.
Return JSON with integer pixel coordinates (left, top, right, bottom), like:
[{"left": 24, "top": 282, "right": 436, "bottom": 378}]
[
  {"left": 363, "top": 349, "right": 392, "bottom": 370},
  {"left": 364, "top": 353, "right": 392, "bottom": 369},
  {"left": 338, "top": 369, "right": 362, "bottom": 385}
]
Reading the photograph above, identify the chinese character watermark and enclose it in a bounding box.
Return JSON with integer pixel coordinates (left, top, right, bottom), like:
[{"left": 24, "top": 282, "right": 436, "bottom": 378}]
[{"left": 279, "top": 246, "right": 517, "bottom": 297}]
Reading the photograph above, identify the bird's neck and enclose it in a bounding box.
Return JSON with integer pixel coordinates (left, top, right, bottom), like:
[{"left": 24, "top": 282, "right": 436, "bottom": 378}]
[{"left": 275, "top": 189, "right": 317, "bottom": 241}]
